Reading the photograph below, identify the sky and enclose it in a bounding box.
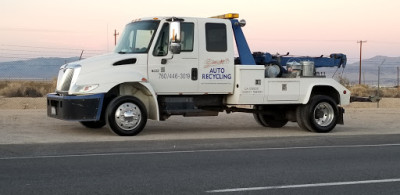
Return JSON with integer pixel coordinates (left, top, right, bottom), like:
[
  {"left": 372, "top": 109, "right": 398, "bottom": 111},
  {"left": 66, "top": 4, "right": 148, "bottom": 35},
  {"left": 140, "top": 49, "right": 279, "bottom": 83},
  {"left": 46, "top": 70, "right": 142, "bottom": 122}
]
[{"left": 1, "top": 0, "right": 400, "bottom": 62}]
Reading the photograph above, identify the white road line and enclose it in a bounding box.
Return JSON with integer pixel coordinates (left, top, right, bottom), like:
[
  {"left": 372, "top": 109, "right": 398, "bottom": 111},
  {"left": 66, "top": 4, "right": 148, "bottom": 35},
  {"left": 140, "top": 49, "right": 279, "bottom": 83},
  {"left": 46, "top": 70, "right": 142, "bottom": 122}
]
[
  {"left": 207, "top": 178, "right": 400, "bottom": 193},
  {"left": 1, "top": 143, "right": 400, "bottom": 160}
]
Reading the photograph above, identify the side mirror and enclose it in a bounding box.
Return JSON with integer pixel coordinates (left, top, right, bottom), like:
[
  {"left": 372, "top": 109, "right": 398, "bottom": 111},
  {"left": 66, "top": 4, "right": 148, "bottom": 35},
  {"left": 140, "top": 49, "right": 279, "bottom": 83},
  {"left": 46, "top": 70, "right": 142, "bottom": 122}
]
[
  {"left": 169, "top": 21, "right": 181, "bottom": 54},
  {"left": 170, "top": 43, "right": 181, "bottom": 54}
]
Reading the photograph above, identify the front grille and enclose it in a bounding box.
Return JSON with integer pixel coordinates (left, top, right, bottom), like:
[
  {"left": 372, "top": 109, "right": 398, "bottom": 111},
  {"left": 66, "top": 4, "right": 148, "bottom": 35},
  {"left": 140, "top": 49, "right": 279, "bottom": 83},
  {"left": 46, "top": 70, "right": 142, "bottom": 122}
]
[{"left": 57, "top": 68, "right": 74, "bottom": 92}]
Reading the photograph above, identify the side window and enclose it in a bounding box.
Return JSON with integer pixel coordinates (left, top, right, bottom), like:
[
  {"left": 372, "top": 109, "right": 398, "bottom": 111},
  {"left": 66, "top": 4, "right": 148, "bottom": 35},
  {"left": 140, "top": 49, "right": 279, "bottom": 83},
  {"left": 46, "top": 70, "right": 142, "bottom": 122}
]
[
  {"left": 181, "top": 23, "right": 194, "bottom": 52},
  {"left": 205, "top": 23, "right": 227, "bottom": 52},
  {"left": 135, "top": 30, "right": 153, "bottom": 52},
  {"left": 153, "top": 23, "right": 169, "bottom": 56}
]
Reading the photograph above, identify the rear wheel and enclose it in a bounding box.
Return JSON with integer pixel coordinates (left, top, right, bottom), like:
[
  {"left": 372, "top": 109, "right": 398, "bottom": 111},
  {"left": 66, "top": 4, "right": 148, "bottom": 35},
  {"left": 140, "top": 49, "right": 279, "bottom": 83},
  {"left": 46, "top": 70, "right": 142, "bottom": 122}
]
[
  {"left": 253, "top": 106, "right": 288, "bottom": 128},
  {"left": 298, "top": 95, "right": 338, "bottom": 133},
  {"left": 253, "top": 106, "right": 268, "bottom": 127},
  {"left": 259, "top": 116, "right": 288, "bottom": 128},
  {"left": 106, "top": 96, "right": 147, "bottom": 136},
  {"left": 296, "top": 105, "right": 309, "bottom": 131}
]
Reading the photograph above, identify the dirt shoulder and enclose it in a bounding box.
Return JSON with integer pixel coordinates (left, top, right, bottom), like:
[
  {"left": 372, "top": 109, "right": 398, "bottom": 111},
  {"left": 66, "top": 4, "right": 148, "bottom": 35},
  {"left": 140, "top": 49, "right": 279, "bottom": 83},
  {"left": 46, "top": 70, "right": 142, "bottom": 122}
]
[
  {"left": 0, "top": 97, "right": 47, "bottom": 109},
  {"left": 0, "top": 97, "right": 399, "bottom": 145}
]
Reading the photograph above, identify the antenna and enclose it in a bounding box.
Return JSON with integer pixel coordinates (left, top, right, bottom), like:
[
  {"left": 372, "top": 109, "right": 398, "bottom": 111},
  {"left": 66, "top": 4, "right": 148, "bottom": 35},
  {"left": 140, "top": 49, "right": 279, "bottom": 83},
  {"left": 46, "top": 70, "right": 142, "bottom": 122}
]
[{"left": 79, "top": 50, "right": 84, "bottom": 60}]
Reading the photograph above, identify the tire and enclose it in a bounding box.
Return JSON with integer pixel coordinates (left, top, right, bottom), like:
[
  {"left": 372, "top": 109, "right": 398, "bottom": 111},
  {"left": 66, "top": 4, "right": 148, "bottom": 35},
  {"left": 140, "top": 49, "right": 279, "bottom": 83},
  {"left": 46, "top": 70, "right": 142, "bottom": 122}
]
[
  {"left": 253, "top": 113, "right": 267, "bottom": 126},
  {"left": 80, "top": 120, "right": 106, "bottom": 129},
  {"left": 299, "top": 95, "right": 338, "bottom": 133},
  {"left": 106, "top": 96, "right": 147, "bottom": 136},
  {"left": 253, "top": 106, "right": 288, "bottom": 128},
  {"left": 296, "top": 105, "right": 309, "bottom": 131},
  {"left": 253, "top": 106, "right": 268, "bottom": 127},
  {"left": 259, "top": 115, "right": 288, "bottom": 128}
]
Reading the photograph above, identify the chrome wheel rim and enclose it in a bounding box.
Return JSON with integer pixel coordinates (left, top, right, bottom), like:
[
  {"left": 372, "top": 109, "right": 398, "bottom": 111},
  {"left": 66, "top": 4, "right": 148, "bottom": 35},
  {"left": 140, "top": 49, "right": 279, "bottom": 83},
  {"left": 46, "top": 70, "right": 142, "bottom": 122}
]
[
  {"left": 115, "top": 102, "right": 141, "bottom": 131},
  {"left": 313, "top": 102, "right": 334, "bottom": 127}
]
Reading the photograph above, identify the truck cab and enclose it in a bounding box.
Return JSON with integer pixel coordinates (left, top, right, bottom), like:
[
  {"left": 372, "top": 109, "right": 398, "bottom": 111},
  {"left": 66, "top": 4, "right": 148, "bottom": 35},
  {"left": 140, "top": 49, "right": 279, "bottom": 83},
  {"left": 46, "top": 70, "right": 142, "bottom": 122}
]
[
  {"left": 145, "top": 17, "right": 235, "bottom": 94},
  {"left": 47, "top": 13, "right": 350, "bottom": 136}
]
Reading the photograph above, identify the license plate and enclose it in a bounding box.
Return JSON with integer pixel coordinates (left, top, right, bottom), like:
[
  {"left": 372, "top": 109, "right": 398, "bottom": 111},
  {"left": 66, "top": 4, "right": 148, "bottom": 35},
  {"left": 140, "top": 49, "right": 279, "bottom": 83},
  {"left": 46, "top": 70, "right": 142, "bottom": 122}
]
[{"left": 51, "top": 106, "right": 57, "bottom": 115}]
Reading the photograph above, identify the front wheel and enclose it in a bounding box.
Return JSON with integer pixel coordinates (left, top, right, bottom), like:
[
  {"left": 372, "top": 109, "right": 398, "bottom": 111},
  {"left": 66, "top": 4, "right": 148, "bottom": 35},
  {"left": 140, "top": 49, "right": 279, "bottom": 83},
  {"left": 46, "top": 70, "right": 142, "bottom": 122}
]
[
  {"left": 297, "top": 95, "right": 338, "bottom": 133},
  {"left": 80, "top": 121, "right": 106, "bottom": 129},
  {"left": 106, "top": 96, "right": 147, "bottom": 136}
]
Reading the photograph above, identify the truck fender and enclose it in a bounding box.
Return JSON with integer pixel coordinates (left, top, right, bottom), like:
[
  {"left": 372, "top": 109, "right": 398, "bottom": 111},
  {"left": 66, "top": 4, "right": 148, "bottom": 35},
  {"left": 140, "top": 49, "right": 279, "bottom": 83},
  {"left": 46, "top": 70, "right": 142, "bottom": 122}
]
[
  {"left": 117, "top": 82, "right": 159, "bottom": 121},
  {"left": 303, "top": 85, "right": 340, "bottom": 105}
]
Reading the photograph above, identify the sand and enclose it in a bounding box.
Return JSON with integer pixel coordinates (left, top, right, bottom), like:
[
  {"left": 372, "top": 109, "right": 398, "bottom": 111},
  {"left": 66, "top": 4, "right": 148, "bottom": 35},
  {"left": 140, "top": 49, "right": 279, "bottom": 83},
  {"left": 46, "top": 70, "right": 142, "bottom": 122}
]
[{"left": 0, "top": 97, "right": 399, "bottom": 144}]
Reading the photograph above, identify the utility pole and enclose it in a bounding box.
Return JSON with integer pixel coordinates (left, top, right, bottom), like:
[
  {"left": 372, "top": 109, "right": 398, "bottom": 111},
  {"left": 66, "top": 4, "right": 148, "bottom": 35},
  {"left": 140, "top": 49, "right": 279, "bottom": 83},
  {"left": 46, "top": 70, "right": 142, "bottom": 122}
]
[
  {"left": 114, "top": 29, "right": 119, "bottom": 46},
  {"left": 357, "top": 40, "right": 367, "bottom": 85}
]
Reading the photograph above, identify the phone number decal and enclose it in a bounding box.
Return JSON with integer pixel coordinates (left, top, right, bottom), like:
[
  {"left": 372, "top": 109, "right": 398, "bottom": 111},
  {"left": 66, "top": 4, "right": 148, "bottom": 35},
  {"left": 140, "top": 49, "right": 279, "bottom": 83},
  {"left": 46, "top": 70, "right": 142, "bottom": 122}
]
[{"left": 159, "top": 73, "right": 191, "bottom": 79}]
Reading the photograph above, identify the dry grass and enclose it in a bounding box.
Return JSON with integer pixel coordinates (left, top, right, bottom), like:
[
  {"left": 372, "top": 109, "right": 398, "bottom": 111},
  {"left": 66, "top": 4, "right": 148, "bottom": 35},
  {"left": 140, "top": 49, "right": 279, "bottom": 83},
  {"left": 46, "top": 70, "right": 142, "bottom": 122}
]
[
  {"left": 338, "top": 75, "right": 400, "bottom": 98},
  {"left": 348, "top": 85, "right": 400, "bottom": 98},
  {"left": 0, "top": 80, "right": 56, "bottom": 97}
]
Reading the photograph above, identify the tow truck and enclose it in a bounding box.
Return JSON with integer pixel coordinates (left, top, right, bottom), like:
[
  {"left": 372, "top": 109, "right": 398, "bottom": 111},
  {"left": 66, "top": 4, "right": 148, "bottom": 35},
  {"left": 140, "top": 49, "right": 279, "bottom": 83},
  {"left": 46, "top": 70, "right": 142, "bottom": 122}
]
[{"left": 47, "top": 13, "right": 350, "bottom": 136}]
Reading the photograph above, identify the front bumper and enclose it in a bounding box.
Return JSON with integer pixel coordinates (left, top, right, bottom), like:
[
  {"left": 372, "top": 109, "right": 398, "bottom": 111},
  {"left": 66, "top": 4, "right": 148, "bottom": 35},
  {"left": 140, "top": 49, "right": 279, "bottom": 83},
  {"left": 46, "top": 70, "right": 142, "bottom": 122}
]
[{"left": 47, "top": 93, "right": 105, "bottom": 121}]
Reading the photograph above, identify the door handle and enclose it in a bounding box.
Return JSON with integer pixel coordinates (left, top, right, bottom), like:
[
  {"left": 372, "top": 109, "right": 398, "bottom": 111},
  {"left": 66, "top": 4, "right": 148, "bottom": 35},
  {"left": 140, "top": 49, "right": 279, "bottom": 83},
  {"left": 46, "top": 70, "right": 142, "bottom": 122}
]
[{"left": 191, "top": 68, "right": 198, "bottom": 81}]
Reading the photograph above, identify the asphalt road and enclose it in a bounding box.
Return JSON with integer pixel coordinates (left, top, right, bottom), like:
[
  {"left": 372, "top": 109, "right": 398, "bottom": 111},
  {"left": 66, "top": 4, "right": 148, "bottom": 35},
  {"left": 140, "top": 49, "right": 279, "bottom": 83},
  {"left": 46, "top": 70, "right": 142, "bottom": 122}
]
[{"left": 1, "top": 135, "right": 400, "bottom": 194}]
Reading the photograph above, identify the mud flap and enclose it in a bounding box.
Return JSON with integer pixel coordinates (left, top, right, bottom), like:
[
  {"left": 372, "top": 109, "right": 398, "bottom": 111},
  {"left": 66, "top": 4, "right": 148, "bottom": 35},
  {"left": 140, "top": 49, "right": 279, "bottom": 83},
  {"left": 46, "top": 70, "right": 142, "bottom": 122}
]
[{"left": 337, "top": 107, "right": 345, "bottom": 125}]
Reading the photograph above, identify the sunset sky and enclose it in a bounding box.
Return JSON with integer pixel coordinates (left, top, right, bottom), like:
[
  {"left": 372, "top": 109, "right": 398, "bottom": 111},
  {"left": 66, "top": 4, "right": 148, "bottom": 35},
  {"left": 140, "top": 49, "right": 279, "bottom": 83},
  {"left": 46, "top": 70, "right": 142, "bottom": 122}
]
[{"left": 1, "top": 0, "right": 400, "bottom": 62}]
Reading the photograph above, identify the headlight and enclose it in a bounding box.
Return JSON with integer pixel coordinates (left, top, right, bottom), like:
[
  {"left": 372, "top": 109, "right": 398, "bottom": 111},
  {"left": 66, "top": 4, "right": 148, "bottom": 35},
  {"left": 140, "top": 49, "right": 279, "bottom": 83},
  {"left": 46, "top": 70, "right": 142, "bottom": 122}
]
[{"left": 70, "top": 84, "right": 99, "bottom": 94}]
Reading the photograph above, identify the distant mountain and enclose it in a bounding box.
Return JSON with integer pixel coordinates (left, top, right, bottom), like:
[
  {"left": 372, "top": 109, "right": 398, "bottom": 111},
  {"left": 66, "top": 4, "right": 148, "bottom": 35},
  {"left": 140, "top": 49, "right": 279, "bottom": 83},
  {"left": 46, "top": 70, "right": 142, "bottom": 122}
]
[
  {"left": 1, "top": 56, "right": 399, "bottom": 86},
  {"left": 318, "top": 56, "right": 400, "bottom": 86},
  {"left": 0, "top": 57, "right": 79, "bottom": 80}
]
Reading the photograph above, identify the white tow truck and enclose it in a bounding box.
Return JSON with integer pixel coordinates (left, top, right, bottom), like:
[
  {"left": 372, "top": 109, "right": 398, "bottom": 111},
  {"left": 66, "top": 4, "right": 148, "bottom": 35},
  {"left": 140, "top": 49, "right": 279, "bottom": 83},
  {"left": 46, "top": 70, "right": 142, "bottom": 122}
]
[{"left": 47, "top": 13, "right": 351, "bottom": 136}]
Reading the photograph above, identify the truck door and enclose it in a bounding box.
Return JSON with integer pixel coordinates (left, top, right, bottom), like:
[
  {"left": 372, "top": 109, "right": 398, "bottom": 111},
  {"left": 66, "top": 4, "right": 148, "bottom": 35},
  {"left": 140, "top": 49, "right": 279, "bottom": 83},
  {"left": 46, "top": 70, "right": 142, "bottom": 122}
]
[
  {"left": 148, "top": 19, "right": 198, "bottom": 94},
  {"left": 197, "top": 19, "right": 235, "bottom": 94}
]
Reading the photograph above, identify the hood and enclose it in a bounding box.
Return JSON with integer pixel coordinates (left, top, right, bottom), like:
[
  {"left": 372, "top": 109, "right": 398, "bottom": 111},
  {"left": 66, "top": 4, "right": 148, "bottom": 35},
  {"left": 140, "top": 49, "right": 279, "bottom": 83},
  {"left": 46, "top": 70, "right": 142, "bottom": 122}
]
[
  {"left": 60, "top": 52, "right": 149, "bottom": 94},
  {"left": 68, "top": 52, "right": 145, "bottom": 73}
]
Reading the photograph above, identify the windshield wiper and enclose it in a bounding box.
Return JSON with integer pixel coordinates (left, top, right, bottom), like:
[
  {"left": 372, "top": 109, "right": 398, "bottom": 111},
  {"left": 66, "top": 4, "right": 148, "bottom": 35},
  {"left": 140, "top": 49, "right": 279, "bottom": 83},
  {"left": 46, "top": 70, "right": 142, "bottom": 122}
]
[{"left": 118, "top": 51, "right": 127, "bottom": 54}]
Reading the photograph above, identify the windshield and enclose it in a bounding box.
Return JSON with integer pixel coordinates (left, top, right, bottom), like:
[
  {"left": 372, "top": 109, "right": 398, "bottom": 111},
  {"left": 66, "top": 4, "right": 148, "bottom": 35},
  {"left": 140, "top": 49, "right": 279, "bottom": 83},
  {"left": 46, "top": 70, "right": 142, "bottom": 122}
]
[{"left": 114, "top": 20, "right": 160, "bottom": 54}]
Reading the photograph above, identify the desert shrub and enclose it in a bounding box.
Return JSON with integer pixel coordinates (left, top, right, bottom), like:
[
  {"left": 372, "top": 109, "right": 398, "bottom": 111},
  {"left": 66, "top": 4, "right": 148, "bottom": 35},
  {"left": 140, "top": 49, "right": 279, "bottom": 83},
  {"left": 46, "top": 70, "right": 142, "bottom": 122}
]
[
  {"left": 0, "top": 81, "right": 9, "bottom": 90},
  {"left": 397, "top": 87, "right": 400, "bottom": 98},
  {"left": 0, "top": 80, "right": 55, "bottom": 97},
  {"left": 349, "top": 85, "right": 372, "bottom": 97},
  {"left": 348, "top": 84, "right": 400, "bottom": 98},
  {"left": 337, "top": 76, "right": 350, "bottom": 88},
  {"left": 380, "top": 87, "right": 400, "bottom": 98},
  {"left": 24, "top": 87, "right": 43, "bottom": 97}
]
